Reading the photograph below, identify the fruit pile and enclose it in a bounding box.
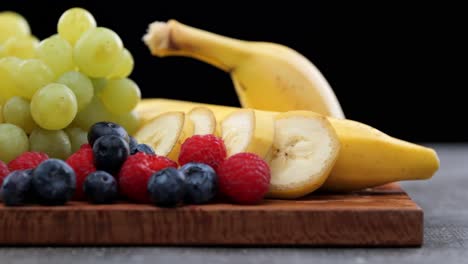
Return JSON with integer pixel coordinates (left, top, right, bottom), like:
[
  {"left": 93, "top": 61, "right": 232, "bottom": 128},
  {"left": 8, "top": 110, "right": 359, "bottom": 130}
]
[
  {"left": 0, "top": 8, "right": 141, "bottom": 163},
  {"left": 0, "top": 7, "right": 440, "bottom": 208},
  {"left": 0, "top": 121, "right": 270, "bottom": 206}
]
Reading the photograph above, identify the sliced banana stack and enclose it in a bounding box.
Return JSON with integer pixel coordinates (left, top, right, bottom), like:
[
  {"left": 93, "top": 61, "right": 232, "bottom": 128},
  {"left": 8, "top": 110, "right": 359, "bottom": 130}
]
[
  {"left": 266, "top": 111, "right": 341, "bottom": 199},
  {"left": 134, "top": 107, "right": 216, "bottom": 160},
  {"left": 134, "top": 107, "right": 341, "bottom": 199}
]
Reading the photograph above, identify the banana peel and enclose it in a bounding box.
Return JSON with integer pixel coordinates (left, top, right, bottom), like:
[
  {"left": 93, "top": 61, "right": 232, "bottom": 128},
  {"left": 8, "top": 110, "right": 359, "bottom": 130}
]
[{"left": 143, "top": 20, "right": 344, "bottom": 118}]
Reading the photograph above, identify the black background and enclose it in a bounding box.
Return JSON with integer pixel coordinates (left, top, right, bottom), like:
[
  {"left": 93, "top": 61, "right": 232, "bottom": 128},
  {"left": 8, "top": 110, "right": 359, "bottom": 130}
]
[{"left": 2, "top": 1, "right": 465, "bottom": 142}]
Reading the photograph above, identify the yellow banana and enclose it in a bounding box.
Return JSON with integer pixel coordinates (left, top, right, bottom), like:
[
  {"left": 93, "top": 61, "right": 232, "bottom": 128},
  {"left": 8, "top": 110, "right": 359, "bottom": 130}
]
[
  {"left": 322, "top": 119, "right": 440, "bottom": 191},
  {"left": 136, "top": 98, "right": 440, "bottom": 192},
  {"left": 143, "top": 20, "right": 344, "bottom": 118}
]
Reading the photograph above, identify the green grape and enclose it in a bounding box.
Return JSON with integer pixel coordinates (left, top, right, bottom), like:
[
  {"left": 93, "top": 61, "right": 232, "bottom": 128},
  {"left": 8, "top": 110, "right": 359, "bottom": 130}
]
[
  {"left": 73, "top": 27, "right": 123, "bottom": 77},
  {"left": 3, "top": 96, "right": 35, "bottom": 134},
  {"left": 0, "top": 12, "right": 30, "bottom": 44},
  {"left": 29, "top": 128, "right": 71, "bottom": 160},
  {"left": 0, "top": 105, "right": 3, "bottom": 123},
  {"left": 91, "top": 77, "right": 107, "bottom": 96},
  {"left": 0, "top": 123, "right": 29, "bottom": 162},
  {"left": 17, "top": 59, "right": 55, "bottom": 99},
  {"left": 36, "top": 35, "right": 75, "bottom": 77},
  {"left": 56, "top": 71, "right": 94, "bottom": 111},
  {"left": 65, "top": 127, "right": 88, "bottom": 152},
  {"left": 110, "top": 111, "right": 141, "bottom": 136},
  {"left": 73, "top": 96, "right": 113, "bottom": 131},
  {"left": 2, "top": 35, "right": 38, "bottom": 59},
  {"left": 31, "top": 83, "right": 78, "bottom": 130},
  {"left": 0, "top": 57, "right": 22, "bottom": 103},
  {"left": 0, "top": 56, "right": 22, "bottom": 67},
  {"left": 108, "top": 48, "right": 134, "bottom": 79},
  {"left": 101, "top": 78, "right": 141, "bottom": 115},
  {"left": 57, "top": 7, "right": 96, "bottom": 45}
]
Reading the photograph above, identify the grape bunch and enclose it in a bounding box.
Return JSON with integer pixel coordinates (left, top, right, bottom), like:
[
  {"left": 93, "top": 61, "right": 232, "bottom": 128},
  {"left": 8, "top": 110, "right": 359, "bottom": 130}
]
[{"left": 0, "top": 8, "right": 141, "bottom": 163}]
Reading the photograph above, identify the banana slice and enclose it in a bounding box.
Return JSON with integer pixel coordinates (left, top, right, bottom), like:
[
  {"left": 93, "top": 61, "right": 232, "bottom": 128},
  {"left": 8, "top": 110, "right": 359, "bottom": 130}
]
[
  {"left": 221, "top": 109, "right": 254, "bottom": 156},
  {"left": 134, "top": 111, "right": 192, "bottom": 158},
  {"left": 188, "top": 107, "right": 216, "bottom": 135},
  {"left": 220, "top": 109, "right": 274, "bottom": 158},
  {"left": 167, "top": 113, "right": 194, "bottom": 161},
  {"left": 266, "top": 111, "right": 341, "bottom": 199}
]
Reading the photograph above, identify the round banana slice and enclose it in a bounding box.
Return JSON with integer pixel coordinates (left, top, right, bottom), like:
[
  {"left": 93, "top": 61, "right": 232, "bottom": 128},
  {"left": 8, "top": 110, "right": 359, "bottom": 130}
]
[
  {"left": 134, "top": 111, "right": 192, "bottom": 158},
  {"left": 188, "top": 107, "right": 216, "bottom": 135},
  {"left": 220, "top": 109, "right": 274, "bottom": 158},
  {"left": 266, "top": 111, "right": 341, "bottom": 199},
  {"left": 221, "top": 109, "right": 255, "bottom": 156}
]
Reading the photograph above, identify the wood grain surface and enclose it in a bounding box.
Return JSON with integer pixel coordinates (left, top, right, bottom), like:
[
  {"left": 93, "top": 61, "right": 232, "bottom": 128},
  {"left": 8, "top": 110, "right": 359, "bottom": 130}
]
[{"left": 0, "top": 183, "right": 422, "bottom": 246}]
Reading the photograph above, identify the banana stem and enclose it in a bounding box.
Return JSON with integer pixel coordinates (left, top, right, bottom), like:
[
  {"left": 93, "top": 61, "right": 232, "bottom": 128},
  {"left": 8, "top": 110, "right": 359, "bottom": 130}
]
[{"left": 143, "top": 20, "right": 249, "bottom": 72}]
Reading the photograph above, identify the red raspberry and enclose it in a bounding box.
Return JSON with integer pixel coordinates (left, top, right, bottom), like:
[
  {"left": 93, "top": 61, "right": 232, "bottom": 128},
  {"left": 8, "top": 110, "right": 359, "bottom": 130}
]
[
  {"left": 80, "top": 143, "right": 92, "bottom": 150},
  {"left": 119, "top": 152, "right": 177, "bottom": 203},
  {"left": 66, "top": 146, "right": 96, "bottom": 200},
  {"left": 178, "top": 134, "right": 227, "bottom": 172},
  {"left": 217, "top": 153, "right": 271, "bottom": 204},
  {"left": 8, "top": 152, "right": 49, "bottom": 171},
  {"left": 0, "top": 161, "right": 10, "bottom": 188}
]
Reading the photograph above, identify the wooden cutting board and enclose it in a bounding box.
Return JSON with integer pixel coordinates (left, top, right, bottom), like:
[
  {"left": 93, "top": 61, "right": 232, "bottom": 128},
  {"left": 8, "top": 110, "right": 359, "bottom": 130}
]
[{"left": 0, "top": 183, "right": 422, "bottom": 246}]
